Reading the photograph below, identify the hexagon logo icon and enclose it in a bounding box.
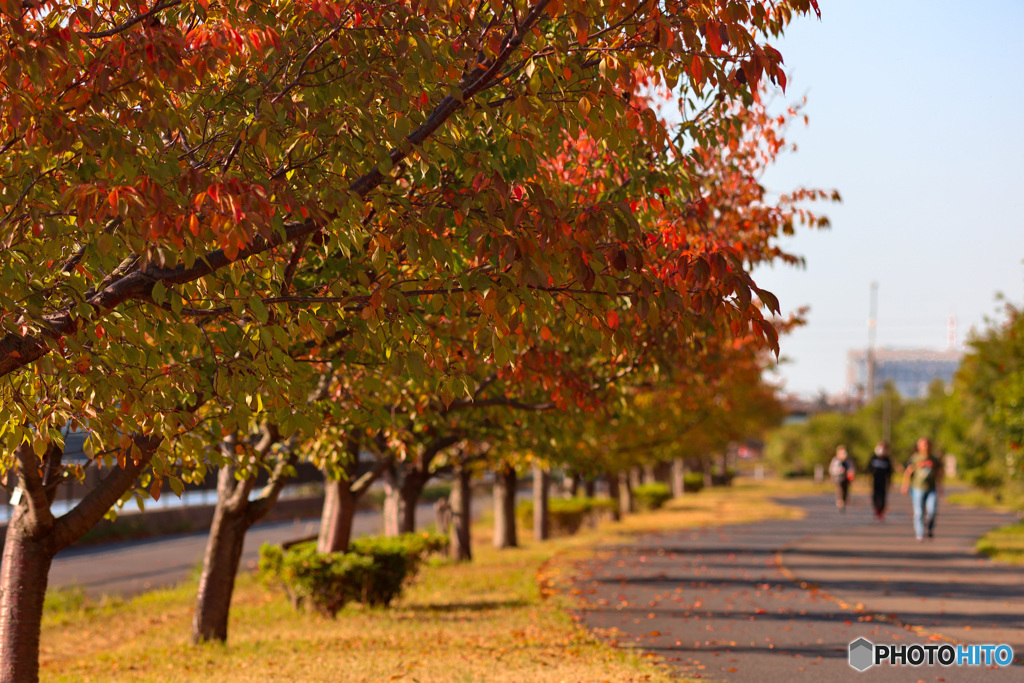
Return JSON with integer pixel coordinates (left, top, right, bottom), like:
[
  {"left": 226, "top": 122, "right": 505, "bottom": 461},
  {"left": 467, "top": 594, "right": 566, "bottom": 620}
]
[{"left": 849, "top": 638, "right": 875, "bottom": 671}]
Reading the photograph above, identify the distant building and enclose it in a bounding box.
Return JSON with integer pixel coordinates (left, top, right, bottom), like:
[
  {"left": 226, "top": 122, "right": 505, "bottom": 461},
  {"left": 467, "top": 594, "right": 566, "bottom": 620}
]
[{"left": 846, "top": 348, "right": 962, "bottom": 400}]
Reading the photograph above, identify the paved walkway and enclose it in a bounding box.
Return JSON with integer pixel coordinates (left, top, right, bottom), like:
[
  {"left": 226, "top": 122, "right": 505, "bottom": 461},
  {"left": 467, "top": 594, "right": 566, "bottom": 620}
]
[{"left": 572, "top": 490, "right": 1023, "bottom": 682}]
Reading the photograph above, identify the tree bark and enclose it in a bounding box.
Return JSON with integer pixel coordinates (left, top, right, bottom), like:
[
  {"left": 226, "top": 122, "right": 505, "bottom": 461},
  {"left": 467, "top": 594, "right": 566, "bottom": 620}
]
[
  {"left": 318, "top": 439, "right": 388, "bottom": 553},
  {"left": 607, "top": 472, "right": 621, "bottom": 521},
  {"left": 317, "top": 477, "right": 357, "bottom": 553},
  {"left": 583, "top": 477, "right": 596, "bottom": 498},
  {"left": 0, "top": 497, "right": 55, "bottom": 683},
  {"left": 191, "top": 468, "right": 252, "bottom": 644},
  {"left": 382, "top": 465, "right": 405, "bottom": 538},
  {"left": 450, "top": 465, "right": 472, "bottom": 561},
  {"left": 1, "top": 437, "right": 158, "bottom": 683},
  {"left": 562, "top": 472, "right": 580, "bottom": 498},
  {"left": 399, "top": 471, "right": 429, "bottom": 535},
  {"left": 643, "top": 464, "right": 656, "bottom": 484},
  {"left": 617, "top": 470, "right": 633, "bottom": 518},
  {"left": 629, "top": 466, "right": 642, "bottom": 490},
  {"left": 671, "top": 458, "right": 686, "bottom": 497},
  {"left": 492, "top": 464, "right": 517, "bottom": 548},
  {"left": 192, "top": 430, "right": 292, "bottom": 644},
  {"left": 381, "top": 434, "right": 458, "bottom": 537},
  {"left": 532, "top": 464, "right": 549, "bottom": 541}
]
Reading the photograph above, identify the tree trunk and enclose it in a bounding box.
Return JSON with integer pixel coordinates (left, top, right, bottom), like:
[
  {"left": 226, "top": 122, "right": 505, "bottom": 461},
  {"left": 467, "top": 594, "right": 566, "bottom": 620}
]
[
  {"left": 671, "top": 458, "right": 686, "bottom": 497},
  {"left": 532, "top": 464, "right": 549, "bottom": 541},
  {"left": 643, "top": 464, "right": 656, "bottom": 484},
  {"left": 0, "top": 437, "right": 157, "bottom": 683},
  {"left": 618, "top": 470, "right": 633, "bottom": 518},
  {"left": 492, "top": 465, "right": 518, "bottom": 548},
  {"left": 191, "top": 467, "right": 252, "bottom": 644},
  {"left": 318, "top": 438, "right": 384, "bottom": 553},
  {"left": 0, "top": 508, "right": 55, "bottom": 683},
  {"left": 583, "top": 477, "right": 596, "bottom": 498},
  {"left": 400, "top": 472, "right": 429, "bottom": 535},
  {"left": 317, "top": 477, "right": 357, "bottom": 554},
  {"left": 607, "top": 472, "right": 621, "bottom": 521},
  {"left": 382, "top": 467, "right": 405, "bottom": 538},
  {"left": 450, "top": 466, "right": 472, "bottom": 561},
  {"left": 382, "top": 462, "right": 430, "bottom": 537},
  {"left": 629, "top": 467, "right": 642, "bottom": 490},
  {"left": 192, "top": 430, "right": 293, "bottom": 644},
  {"left": 562, "top": 472, "right": 580, "bottom": 498}
]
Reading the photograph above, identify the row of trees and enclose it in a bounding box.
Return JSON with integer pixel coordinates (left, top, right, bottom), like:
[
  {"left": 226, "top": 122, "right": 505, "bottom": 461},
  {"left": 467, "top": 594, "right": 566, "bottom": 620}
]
[
  {"left": 0, "top": 0, "right": 829, "bottom": 680},
  {"left": 766, "top": 299, "right": 1024, "bottom": 494}
]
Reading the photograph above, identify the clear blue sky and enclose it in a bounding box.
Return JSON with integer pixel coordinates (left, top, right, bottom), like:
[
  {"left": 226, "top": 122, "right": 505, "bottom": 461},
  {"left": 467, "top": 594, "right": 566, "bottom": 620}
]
[{"left": 752, "top": 0, "right": 1024, "bottom": 397}]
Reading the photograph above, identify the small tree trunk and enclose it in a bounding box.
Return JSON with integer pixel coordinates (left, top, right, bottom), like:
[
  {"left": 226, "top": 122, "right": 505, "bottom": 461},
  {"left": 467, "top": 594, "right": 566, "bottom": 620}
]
[
  {"left": 643, "top": 464, "right": 656, "bottom": 484},
  {"left": 607, "top": 472, "right": 621, "bottom": 521},
  {"left": 532, "top": 464, "right": 549, "bottom": 541},
  {"left": 450, "top": 466, "right": 472, "bottom": 561},
  {"left": 562, "top": 472, "right": 580, "bottom": 498},
  {"left": 192, "top": 430, "right": 293, "bottom": 645},
  {"left": 191, "top": 467, "right": 252, "bottom": 644},
  {"left": 618, "top": 470, "right": 633, "bottom": 518},
  {"left": 400, "top": 472, "right": 429, "bottom": 535},
  {"left": 492, "top": 465, "right": 518, "bottom": 549},
  {"left": 0, "top": 509, "right": 55, "bottom": 683},
  {"left": 382, "top": 467, "right": 405, "bottom": 538},
  {"left": 583, "top": 478, "right": 596, "bottom": 498},
  {"left": 671, "top": 458, "right": 686, "bottom": 498},
  {"left": 629, "top": 467, "right": 642, "bottom": 490},
  {"left": 318, "top": 478, "right": 357, "bottom": 554},
  {"left": 319, "top": 438, "right": 383, "bottom": 553}
]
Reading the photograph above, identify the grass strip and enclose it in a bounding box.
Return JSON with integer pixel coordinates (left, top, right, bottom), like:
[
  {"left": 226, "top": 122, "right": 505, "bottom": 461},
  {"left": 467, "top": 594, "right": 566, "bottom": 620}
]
[{"left": 40, "top": 478, "right": 815, "bottom": 682}]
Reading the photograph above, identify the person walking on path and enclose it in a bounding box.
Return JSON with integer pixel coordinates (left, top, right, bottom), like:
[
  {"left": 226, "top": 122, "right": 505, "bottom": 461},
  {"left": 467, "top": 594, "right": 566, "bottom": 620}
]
[
  {"left": 867, "top": 441, "right": 893, "bottom": 521},
  {"left": 901, "top": 436, "right": 943, "bottom": 540},
  {"left": 828, "top": 445, "right": 855, "bottom": 512}
]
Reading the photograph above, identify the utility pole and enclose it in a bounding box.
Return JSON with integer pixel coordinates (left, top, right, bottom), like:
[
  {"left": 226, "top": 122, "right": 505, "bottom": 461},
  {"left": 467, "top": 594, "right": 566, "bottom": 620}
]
[{"left": 866, "top": 282, "right": 878, "bottom": 402}]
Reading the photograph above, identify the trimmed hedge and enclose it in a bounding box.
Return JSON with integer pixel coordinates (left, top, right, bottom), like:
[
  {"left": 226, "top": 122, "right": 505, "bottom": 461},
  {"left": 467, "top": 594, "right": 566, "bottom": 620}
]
[
  {"left": 516, "top": 496, "right": 616, "bottom": 537},
  {"left": 710, "top": 468, "right": 737, "bottom": 487},
  {"left": 632, "top": 483, "right": 672, "bottom": 511},
  {"left": 259, "top": 531, "right": 449, "bottom": 616},
  {"left": 683, "top": 473, "right": 704, "bottom": 493}
]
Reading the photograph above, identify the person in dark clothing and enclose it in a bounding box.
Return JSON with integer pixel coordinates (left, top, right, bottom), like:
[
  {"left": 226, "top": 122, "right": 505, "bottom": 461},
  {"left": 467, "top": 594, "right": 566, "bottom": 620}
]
[{"left": 867, "top": 441, "right": 893, "bottom": 521}]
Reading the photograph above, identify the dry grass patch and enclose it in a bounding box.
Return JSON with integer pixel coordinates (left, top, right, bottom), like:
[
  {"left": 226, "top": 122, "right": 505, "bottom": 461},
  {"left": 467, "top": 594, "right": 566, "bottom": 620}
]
[{"left": 40, "top": 477, "right": 809, "bottom": 682}]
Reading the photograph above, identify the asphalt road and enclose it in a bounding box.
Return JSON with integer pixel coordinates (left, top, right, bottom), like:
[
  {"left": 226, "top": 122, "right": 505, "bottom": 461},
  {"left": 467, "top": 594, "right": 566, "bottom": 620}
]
[
  {"left": 572, "top": 491, "right": 1024, "bottom": 682},
  {"left": 49, "top": 501, "right": 440, "bottom": 597}
]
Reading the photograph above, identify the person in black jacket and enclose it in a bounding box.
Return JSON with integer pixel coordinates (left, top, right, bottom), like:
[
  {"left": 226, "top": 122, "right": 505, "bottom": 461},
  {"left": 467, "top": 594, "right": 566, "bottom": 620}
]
[{"left": 867, "top": 441, "right": 893, "bottom": 521}]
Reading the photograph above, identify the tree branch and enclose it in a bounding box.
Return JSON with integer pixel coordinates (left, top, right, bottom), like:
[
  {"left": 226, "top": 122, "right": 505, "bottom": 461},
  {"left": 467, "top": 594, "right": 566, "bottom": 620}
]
[
  {"left": 80, "top": 1, "right": 182, "bottom": 39},
  {"left": 0, "top": 0, "right": 555, "bottom": 380},
  {"left": 12, "top": 442, "right": 55, "bottom": 538},
  {"left": 52, "top": 435, "right": 161, "bottom": 550}
]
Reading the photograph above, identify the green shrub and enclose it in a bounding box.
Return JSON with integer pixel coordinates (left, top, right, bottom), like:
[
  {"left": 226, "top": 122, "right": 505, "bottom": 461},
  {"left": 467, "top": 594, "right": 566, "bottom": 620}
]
[
  {"left": 258, "top": 542, "right": 374, "bottom": 617},
  {"left": 683, "top": 473, "right": 704, "bottom": 493},
  {"left": 349, "top": 532, "right": 449, "bottom": 606},
  {"left": 259, "top": 531, "right": 450, "bottom": 615},
  {"left": 632, "top": 483, "right": 672, "bottom": 511},
  {"left": 516, "top": 497, "right": 616, "bottom": 536}
]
